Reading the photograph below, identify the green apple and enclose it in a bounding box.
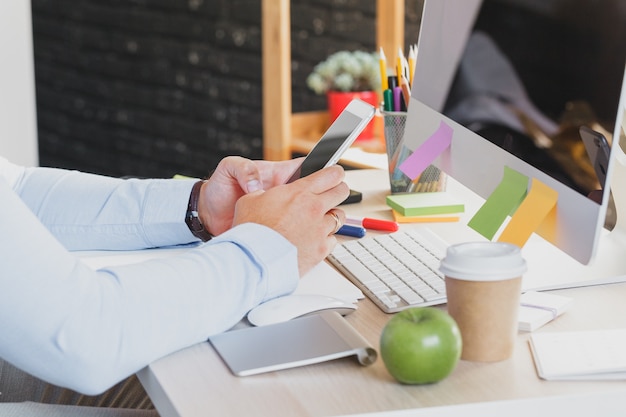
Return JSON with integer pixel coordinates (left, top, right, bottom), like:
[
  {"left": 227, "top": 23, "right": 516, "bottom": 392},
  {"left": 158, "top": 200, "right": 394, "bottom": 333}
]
[{"left": 380, "top": 307, "right": 462, "bottom": 384}]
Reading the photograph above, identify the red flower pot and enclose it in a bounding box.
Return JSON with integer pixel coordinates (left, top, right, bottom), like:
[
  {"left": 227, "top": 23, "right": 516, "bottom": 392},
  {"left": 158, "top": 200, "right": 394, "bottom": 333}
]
[{"left": 327, "top": 90, "right": 378, "bottom": 142}]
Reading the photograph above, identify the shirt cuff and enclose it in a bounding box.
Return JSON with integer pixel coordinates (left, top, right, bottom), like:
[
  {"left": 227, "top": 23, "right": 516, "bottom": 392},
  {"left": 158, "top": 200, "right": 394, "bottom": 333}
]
[{"left": 141, "top": 179, "right": 198, "bottom": 247}]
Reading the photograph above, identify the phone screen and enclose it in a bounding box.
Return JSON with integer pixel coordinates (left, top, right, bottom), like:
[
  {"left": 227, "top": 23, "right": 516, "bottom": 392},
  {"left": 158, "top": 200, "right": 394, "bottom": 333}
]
[{"left": 287, "top": 110, "right": 363, "bottom": 183}]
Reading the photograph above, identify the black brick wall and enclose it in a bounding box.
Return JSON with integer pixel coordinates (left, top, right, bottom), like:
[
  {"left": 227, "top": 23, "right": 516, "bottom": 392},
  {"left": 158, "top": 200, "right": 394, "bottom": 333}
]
[{"left": 32, "top": 0, "right": 422, "bottom": 178}]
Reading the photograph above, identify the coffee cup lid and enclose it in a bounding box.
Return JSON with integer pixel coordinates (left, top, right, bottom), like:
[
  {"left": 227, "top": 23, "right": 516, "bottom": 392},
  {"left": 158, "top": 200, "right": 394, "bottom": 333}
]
[{"left": 439, "top": 241, "right": 527, "bottom": 281}]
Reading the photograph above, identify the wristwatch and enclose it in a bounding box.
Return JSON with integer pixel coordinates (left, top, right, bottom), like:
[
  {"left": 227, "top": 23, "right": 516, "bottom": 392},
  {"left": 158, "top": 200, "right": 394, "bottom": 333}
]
[{"left": 185, "top": 180, "right": 213, "bottom": 242}]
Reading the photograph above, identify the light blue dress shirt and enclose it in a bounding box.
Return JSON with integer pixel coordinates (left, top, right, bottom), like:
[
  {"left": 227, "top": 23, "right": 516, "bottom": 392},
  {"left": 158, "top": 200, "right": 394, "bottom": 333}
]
[{"left": 0, "top": 157, "right": 298, "bottom": 394}]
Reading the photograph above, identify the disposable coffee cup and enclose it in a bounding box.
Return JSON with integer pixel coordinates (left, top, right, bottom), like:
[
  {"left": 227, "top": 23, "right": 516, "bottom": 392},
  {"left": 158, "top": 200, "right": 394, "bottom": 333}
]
[{"left": 440, "top": 242, "right": 527, "bottom": 362}]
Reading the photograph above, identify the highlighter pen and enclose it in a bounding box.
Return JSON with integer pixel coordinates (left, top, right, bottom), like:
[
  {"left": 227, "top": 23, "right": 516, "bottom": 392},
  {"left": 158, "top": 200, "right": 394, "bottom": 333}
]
[
  {"left": 335, "top": 224, "right": 366, "bottom": 238},
  {"left": 393, "top": 86, "right": 402, "bottom": 112},
  {"left": 383, "top": 89, "right": 394, "bottom": 111},
  {"left": 346, "top": 217, "right": 399, "bottom": 232}
]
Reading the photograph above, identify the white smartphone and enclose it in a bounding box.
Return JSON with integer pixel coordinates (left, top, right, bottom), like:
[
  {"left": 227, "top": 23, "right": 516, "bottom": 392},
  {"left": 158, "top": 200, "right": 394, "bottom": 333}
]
[{"left": 286, "top": 99, "right": 376, "bottom": 183}]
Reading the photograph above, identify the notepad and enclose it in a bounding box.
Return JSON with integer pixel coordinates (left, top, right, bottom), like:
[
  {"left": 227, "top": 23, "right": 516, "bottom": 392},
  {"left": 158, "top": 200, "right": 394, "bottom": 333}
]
[
  {"left": 386, "top": 192, "right": 464, "bottom": 216},
  {"left": 209, "top": 311, "right": 377, "bottom": 376},
  {"left": 529, "top": 328, "right": 626, "bottom": 380},
  {"left": 518, "top": 291, "right": 572, "bottom": 332}
]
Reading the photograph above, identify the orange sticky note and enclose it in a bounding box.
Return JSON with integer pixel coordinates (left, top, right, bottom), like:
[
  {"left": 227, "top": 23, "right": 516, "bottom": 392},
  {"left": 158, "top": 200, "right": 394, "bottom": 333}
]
[
  {"left": 392, "top": 210, "right": 460, "bottom": 223},
  {"left": 498, "top": 178, "right": 558, "bottom": 248}
]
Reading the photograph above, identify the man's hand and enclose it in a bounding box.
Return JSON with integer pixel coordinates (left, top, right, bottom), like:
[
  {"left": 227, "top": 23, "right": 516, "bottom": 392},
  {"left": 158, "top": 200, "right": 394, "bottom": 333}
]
[
  {"left": 232, "top": 165, "right": 349, "bottom": 276},
  {"left": 196, "top": 156, "right": 303, "bottom": 236}
]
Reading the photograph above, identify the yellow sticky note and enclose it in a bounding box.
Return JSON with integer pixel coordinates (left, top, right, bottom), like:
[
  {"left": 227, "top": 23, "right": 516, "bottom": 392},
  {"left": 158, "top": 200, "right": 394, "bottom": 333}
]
[
  {"left": 173, "top": 174, "right": 192, "bottom": 179},
  {"left": 498, "top": 178, "right": 558, "bottom": 248}
]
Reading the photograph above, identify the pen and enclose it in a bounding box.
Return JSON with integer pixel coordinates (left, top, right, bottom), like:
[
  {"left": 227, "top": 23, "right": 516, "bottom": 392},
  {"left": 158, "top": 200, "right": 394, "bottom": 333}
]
[
  {"left": 346, "top": 216, "right": 399, "bottom": 232},
  {"left": 335, "top": 224, "right": 366, "bottom": 238}
]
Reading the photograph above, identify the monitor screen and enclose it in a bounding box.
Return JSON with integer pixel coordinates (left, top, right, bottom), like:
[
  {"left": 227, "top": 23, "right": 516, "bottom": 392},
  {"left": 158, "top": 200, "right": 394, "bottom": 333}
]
[{"left": 405, "top": 0, "right": 626, "bottom": 265}]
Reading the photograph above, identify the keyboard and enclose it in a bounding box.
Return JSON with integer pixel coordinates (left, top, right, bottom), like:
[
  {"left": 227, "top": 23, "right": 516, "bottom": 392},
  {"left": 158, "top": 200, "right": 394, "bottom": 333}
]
[{"left": 327, "top": 229, "right": 449, "bottom": 313}]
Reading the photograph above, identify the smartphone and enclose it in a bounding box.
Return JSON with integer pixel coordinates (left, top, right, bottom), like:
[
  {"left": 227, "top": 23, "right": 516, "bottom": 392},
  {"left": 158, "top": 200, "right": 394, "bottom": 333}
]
[
  {"left": 580, "top": 126, "right": 611, "bottom": 188},
  {"left": 340, "top": 189, "right": 363, "bottom": 205},
  {"left": 286, "top": 99, "right": 376, "bottom": 183}
]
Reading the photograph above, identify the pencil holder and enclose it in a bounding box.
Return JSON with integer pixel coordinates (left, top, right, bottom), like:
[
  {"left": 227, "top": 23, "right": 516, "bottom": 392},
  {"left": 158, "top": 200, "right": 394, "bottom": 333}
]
[{"left": 382, "top": 110, "right": 447, "bottom": 194}]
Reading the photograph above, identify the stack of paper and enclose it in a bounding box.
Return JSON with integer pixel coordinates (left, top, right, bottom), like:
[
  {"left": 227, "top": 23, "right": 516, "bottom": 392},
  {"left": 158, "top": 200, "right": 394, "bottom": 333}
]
[{"left": 386, "top": 192, "right": 464, "bottom": 223}]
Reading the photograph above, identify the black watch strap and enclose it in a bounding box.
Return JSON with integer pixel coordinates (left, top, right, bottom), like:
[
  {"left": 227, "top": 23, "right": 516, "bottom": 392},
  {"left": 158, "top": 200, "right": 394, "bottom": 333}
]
[{"left": 185, "top": 180, "right": 212, "bottom": 242}]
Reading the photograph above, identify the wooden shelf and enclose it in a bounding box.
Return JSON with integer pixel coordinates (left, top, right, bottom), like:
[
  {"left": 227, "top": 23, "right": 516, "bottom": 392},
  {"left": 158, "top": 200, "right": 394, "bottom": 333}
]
[{"left": 262, "top": 0, "right": 404, "bottom": 162}]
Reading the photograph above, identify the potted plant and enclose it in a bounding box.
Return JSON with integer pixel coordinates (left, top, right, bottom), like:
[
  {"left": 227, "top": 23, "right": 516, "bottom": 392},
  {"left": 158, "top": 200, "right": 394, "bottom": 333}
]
[{"left": 306, "top": 50, "right": 380, "bottom": 141}]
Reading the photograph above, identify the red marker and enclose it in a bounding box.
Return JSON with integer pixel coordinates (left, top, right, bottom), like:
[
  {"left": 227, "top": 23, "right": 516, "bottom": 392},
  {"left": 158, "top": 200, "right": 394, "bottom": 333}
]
[{"left": 346, "top": 216, "right": 399, "bottom": 232}]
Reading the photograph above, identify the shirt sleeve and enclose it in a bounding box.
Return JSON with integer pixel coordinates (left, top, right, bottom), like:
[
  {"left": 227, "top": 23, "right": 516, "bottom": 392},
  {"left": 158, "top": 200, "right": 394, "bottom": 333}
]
[
  {"left": 0, "top": 161, "right": 300, "bottom": 395},
  {"left": 10, "top": 159, "right": 198, "bottom": 250}
]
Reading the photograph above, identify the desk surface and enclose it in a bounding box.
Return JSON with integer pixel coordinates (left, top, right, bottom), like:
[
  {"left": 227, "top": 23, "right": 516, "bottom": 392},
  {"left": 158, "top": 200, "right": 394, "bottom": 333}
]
[{"left": 138, "top": 169, "right": 626, "bottom": 417}]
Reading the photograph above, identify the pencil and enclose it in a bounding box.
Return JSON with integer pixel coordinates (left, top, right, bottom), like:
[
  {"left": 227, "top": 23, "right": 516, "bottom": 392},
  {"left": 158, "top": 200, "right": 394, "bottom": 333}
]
[
  {"left": 408, "top": 45, "right": 416, "bottom": 86},
  {"left": 379, "top": 47, "right": 388, "bottom": 92},
  {"left": 396, "top": 47, "right": 403, "bottom": 84}
]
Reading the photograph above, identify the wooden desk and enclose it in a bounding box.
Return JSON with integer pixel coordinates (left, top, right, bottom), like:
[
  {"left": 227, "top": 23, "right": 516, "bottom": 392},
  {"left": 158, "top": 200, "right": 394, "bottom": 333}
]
[{"left": 138, "top": 169, "right": 626, "bottom": 417}]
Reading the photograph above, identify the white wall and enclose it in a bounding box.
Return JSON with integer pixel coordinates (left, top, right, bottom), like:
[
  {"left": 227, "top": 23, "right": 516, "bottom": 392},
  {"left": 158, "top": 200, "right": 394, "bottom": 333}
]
[{"left": 0, "top": 2, "right": 38, "bottom": 166}]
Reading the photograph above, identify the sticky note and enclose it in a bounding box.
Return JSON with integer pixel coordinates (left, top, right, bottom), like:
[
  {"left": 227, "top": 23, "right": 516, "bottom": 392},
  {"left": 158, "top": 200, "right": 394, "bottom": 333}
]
[
  {"left": 498, "top": 178, "right": 558, "bottom": 248},
  {"left": 468, "top": 166, "right": 528, "bottom": 240},
  {"left": 398, "top": 121, "right": 453, "bottom": 180},
  {"left": 386, "top": 192, "right": 464, "bottom": 217},
  {"left": 392, "top": 210, "right": 460, "bottom": 223}
]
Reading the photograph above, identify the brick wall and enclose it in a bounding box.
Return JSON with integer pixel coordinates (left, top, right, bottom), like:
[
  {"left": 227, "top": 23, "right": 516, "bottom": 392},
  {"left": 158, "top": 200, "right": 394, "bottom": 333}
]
[{"left": 32, "top": 0, "right": 422, "bottom": 178}]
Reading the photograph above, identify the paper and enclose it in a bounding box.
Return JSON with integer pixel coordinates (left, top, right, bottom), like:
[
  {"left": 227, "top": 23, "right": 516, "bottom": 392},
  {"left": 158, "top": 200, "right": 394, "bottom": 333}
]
[
  {"left": 468, "top": 166, "right": 528, "bottom": 240},
  {"left": 398, "top": 120, "right": 453, "bottom": 180},
  {"left": 386, "top": 192, "right": 464, "bottom": 216},
  {"left": 498, "top": 178, "right": 558, "bottom": 248},
  {"left": 295, "top": 261, "right": 363, "bottom": 303},
  {"left": 529, "top": 329, "right": 626, "bottom": 380}
]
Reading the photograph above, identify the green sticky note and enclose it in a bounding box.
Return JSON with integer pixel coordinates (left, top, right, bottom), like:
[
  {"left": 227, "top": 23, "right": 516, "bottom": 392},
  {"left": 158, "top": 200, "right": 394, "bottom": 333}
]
[
  {"left": 386, "top": 192, "right": 464, "bottom": 216},
  {"left": 468, "top": 166, "right": 529, "bottom": 240}
]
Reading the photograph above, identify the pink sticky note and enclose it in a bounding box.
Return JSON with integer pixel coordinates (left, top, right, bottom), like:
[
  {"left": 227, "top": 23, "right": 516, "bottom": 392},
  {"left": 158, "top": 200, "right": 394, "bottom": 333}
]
[{"left": 399, "top": 121, "right": 453, "bottom": 180}]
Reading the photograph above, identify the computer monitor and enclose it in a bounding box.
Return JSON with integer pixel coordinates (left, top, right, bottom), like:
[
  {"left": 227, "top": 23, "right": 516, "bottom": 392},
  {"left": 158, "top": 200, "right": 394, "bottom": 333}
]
[{"left": 405, "top": 0, "right": 626, "bottom": 266}]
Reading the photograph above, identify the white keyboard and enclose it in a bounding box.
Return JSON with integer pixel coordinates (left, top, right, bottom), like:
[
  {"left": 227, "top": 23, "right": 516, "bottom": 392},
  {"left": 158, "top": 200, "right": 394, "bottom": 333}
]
[{"left": 327, "top": 229, "right": 449, "bottom": 313}]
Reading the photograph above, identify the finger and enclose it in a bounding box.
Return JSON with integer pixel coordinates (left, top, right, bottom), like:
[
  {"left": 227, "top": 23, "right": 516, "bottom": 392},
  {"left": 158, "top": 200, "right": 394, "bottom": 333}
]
[
  {"left": 254, "top": 158, "right": 303, "bottom": 187},
  {"left": 327, "top": 210, "right": 343, "bottom": 235},
  {"left": 218, "top": 156, "right": 264, "bottom": 193},
  {"left": 329, "top": 208, "right": 346, "bottom": 228},
  {"left": 296, "top": 165, "right": 346, "bottom": 195}
]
